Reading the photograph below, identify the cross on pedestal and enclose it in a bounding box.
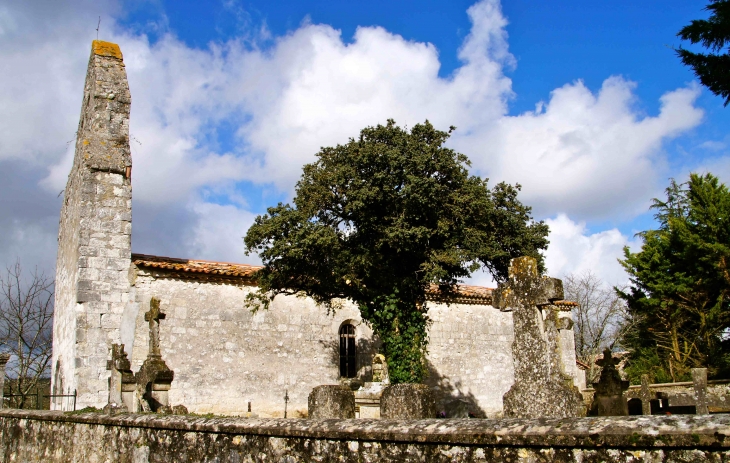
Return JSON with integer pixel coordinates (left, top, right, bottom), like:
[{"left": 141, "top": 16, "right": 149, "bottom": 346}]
[
  {"left": 494, "top": 256, "right": 583, "bottom": 419},
  {"left": 144, "top": 297, "right": 166, "bottom": 358}
]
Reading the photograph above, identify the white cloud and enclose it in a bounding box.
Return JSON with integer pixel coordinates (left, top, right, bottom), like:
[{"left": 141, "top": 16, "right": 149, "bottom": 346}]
[
  {"left": 460, "top": 79, "right": 703, "bottom": 219},
  {"left": 543, "top": 214, "right": 640, "bottom": 287},
  {"left": 186, "top": 199, "right": 258, "bottom": 264}
]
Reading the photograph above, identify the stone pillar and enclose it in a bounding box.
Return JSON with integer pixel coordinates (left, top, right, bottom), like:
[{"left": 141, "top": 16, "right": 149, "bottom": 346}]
[
  {"left": 0, "top": 353, "right": 10, "bottom": 408},
  {"left": 51, "top": 40, "right": 133, "bottom": 410},
  {"left": 640, "top": 374, "right": 652, "bottom": 415},
  {"left": 692, "top": 368, "right": 709, "bottom": 415},
  {"left": 494, "top": 256, "right": 584, "bottom": 419}
]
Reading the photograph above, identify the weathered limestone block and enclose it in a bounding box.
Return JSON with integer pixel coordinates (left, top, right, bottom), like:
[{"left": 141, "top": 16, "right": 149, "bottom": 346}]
[
  {"left": 380, "top": 384, "right": 436, "bottom": 419},
  {"left": 496, "top": 256, "right": 584, "bottom": 419},
  {"left": 308, "top": 385, "right": 355, "bottom": 419},
  {"left": 589, "top": 348, "right": 629, "bottom": 416}
]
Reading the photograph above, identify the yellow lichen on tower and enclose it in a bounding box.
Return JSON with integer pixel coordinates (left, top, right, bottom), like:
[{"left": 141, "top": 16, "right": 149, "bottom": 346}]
[{"left": 92, "top": 40, "right": 123, "bottom": 59}]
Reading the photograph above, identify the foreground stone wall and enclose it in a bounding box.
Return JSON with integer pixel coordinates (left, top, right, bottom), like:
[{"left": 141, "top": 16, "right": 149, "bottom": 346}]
[
  {"left": 2, "top": 409, "right": 730, "bottom": 462},
  {"left": 127, "top": 269, "right": 519, "bottom": 417}
]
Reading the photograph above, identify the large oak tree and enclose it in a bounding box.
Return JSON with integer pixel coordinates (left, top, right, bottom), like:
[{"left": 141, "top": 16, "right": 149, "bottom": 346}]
[{"left": 244, "top": 120, "right": 549, "bottom": 383}]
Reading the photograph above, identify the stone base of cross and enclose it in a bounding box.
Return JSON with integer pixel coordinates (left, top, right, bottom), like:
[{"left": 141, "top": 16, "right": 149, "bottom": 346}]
[{"left": 494, "top": 256, "right": 584, "bottom": 419}]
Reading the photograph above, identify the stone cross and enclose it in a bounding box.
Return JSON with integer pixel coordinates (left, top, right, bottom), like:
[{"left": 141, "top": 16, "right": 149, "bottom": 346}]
[
  {"left": 494, "top": 256, "right": 583, "bottom": 419},
  {"left": 589, "top": 348, "right": 629, "bottom": 416},
  {"left": 144, "top": 298, "right": 166, "bottom": 358}
]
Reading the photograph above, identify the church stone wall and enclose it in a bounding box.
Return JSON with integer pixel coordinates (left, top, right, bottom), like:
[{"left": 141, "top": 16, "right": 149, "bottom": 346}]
[
  {"left": 130, "top": 270, "right": 375, "bottom": 417},
  {"left": 128, "top": 269, "right": 515, "bottom": 418},
  {"left": 427, "top": 303, "right": 514, "bottom": 418}
]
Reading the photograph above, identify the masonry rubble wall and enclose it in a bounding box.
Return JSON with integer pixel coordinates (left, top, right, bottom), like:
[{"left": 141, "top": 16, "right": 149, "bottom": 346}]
[
  {"left": 127, "top": 269, "right": 519, "bottom": 418},
  {"left": 51, "top": 41, "right": 133, "bottom": 410},
  {"left": 3, "top": 409, "right": 730, "bottom": 462}
]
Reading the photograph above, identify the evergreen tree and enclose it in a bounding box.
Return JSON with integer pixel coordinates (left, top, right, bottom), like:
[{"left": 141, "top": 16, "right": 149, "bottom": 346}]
[
  {"left": 619, "top": 173, "right": 730, "bottom": 382},
  {"left": 244, "top": 120, "right": 549, "bottom": 383},
  {"left": 677, "top": 0, "right": 730, "bottom": 105}
]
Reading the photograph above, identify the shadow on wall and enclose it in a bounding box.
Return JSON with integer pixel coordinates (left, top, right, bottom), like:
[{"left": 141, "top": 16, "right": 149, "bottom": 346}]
[{"left": 425, "top": 360, "right": 488, "bottom": 418}]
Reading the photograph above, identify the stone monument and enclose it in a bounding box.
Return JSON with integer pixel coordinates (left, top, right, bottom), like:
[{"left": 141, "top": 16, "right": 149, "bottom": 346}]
[
  {"left": 589, "top": 348, "right": 629, "bottom": 416},
  {"left": 494, "top": 256, "right": 584, "bottom": 418},
  {"left": 104, "top": 344, "right": 134, "bottom": 414},
  {"left": 134, "top": 298, "right": 175, "bottom": 412}
]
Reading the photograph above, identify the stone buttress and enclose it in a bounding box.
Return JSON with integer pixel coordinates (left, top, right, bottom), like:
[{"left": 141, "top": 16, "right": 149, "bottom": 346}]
[{"left": 51, "top": 41, "right": 132, "bottom": 410}]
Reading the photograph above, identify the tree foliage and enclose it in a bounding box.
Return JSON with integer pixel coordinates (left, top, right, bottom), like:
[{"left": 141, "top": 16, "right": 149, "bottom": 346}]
[
  {"left": 244, "top": 120, "right": 549, "bottom": 383},
  {"left": 676, "top": 0, "right": 730, "bottom": 105},
  {"left": 619, "top": 173, "right": 730, "bottom": 383},
  {"left": 0, "top": 262, "right": 54, "bottom": 408}
]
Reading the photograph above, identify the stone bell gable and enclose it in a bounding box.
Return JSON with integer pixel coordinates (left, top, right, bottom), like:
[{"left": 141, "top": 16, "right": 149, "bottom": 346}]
[{"left": 51, "top": 41, "right": 133, "bottom": 410}]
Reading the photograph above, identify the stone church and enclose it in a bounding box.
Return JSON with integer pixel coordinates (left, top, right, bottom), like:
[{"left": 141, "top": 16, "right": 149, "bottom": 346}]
[{"left": 50, "top": 41, "right": 583, "bottom": 418}]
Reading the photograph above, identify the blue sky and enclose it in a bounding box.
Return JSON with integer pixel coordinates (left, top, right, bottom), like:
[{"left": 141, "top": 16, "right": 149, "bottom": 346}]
[{"left": 0, "top": 0, "right": 727, "bottom": 287}]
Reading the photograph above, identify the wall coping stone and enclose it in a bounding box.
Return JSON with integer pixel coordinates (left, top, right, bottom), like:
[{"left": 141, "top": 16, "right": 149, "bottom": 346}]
[{"left": 2, "top": 409, "right": 730, "bottom": 449}]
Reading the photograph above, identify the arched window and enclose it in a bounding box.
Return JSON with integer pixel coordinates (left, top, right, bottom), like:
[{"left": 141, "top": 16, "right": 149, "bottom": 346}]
[{"left": 339, "top": 323, "right": 357, "bottom": 378}]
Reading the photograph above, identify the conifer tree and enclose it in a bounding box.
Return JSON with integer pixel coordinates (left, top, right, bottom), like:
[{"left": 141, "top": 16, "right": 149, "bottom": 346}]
[
  {"left": 677, "top": 0, "right": 730, "bottom": 105},
  {"left": 619, "top": 174, "right": 730, "bottom": 382}
]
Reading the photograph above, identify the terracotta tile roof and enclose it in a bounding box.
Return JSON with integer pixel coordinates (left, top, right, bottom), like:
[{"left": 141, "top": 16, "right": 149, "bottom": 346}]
[
  {"left": 132, "top": 253, "right": 496, "bottom": 304},
  {"left": 427, "top": 283, "right": 493, "bottom": 304},
  {"left": 132, "top": 254, "right": 261, "bottom": 279}
]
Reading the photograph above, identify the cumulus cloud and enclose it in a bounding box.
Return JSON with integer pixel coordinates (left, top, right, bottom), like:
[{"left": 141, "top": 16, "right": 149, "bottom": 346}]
[
  {"left": 543, "top": 214, "right": 641, "bottom": 287},
  {"left": 0, "top": 0, "right": 709, "bottom": 285}
]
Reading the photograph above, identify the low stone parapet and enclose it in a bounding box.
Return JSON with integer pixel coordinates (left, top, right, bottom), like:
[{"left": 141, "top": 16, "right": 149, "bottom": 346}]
[{"left": 3, "top": 409, "right": 730, "bottom": 462}]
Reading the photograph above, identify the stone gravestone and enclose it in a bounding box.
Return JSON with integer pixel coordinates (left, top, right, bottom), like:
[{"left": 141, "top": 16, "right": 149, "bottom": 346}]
[
  {"left": 494, "top": 256, "right": 584, "bottom": 419},
  {"left": 589, "top": 348, "right": 629, "bottom": 416},
  {"left": 308, "top": 385, "right": 355, "bottom": 419},
  {"left": 104, "top": 344, "right": 134, "bottom": 414},
  {"left": 135, "top": 298, "right": 175, "bottom": 413},
  {"left": 0, "top": 353, "right": 10, "bottom": 408},
  {"left": 380, "top": 384, "right": 436, "bottom": 419}
]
